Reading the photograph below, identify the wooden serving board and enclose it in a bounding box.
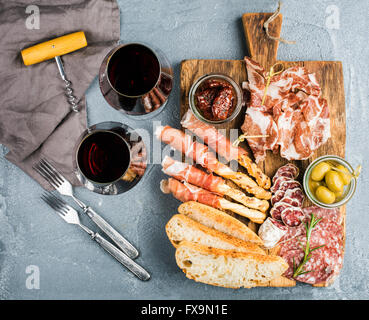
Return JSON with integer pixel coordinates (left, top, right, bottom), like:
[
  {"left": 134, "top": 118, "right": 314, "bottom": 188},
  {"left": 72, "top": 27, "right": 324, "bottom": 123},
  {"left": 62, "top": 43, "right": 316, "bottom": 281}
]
[{"left": 180, "top": 13, "right": 346, "bottom": 287}]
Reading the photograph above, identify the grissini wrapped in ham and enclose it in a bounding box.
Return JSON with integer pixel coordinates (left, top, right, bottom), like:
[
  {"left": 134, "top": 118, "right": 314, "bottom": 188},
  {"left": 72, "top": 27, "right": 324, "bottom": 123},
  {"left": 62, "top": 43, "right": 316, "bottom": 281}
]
[
  {"left": 160, "top": 178, "right": 266, "bottom": 224},
  {"left": 181, "top": 109, "right": 271, "bottom": 189},
  {"left": 156, "top": 125, "right": 271, "bottom": 200},
  {"left": 162, "top": 156, "right": 269, "bottom": 212}
]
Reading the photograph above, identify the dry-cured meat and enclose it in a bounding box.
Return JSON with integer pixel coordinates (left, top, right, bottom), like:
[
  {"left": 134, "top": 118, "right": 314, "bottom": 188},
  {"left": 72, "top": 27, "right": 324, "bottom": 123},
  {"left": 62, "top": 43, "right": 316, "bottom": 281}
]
[
  {"left": 258, "top": 217, "right": 288, "bottom": 248},
  {"left": 278, "top": 206, "right": 344, "bottom": 285},
  {"left": 241, "top": 57, "right": 330, "bottom": 162},
  {"left": 280, "top": 206, "right": 304, "bottom": 227},
  {"left": 181, "top": 109, "right": 271, "bottom": 189}
]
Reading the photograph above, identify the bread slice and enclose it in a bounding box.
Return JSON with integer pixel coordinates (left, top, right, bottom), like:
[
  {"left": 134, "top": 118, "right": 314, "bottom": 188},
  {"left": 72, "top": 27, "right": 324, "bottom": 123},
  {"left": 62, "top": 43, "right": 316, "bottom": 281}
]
[
  {"left": 178, "top": 201, "right": 263, "bottom": 246},
  {"left": 166, "top": 214, "right": 265, "bottom": 255},
  {"left": 175, "top": 241, "right": 289, "bottom": 289}
]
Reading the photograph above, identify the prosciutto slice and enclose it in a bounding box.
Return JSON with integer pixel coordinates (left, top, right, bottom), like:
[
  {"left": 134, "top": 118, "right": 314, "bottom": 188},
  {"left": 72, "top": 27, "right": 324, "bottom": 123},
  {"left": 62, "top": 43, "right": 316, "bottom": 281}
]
[{"left": 241, "top": 57, "right": 330, "bottom": 162}]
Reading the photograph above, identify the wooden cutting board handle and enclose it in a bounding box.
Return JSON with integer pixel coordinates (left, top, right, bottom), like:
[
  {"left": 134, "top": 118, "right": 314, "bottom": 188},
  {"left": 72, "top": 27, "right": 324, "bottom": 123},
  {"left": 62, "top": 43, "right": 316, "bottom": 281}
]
[{"left": 242, "top": 13, "right": 283, "bottom": 69}]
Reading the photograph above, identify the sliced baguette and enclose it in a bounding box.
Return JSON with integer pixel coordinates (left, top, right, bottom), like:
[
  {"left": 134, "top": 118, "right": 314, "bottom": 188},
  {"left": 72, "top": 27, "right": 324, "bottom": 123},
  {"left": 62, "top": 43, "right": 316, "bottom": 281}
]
[
  {"left": 166, "top": 214, "right": 265, "bottom": 255},
  {"left": 178, "top": 201, "right": 263, "bottom": 246},
  {"left": 175, "top": 241, "right": 289, "bottom": 289}
]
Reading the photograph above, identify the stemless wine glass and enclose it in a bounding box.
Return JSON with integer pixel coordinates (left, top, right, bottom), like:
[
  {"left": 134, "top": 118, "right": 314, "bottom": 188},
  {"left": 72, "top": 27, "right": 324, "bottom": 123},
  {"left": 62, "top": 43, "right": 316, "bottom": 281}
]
[
  {"left": 99, "top": 42, "right": 173, "bottom": 119},
  {"left": 74, "top": 121, "right": 148, "bottom": 195}
]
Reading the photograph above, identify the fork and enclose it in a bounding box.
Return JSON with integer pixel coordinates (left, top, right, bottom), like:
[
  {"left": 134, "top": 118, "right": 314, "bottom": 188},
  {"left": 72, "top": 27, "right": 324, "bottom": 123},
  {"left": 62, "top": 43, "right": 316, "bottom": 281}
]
[
  {"left": 34, "top": 158, "right": 139, "bottom": 259},
  {"left": 41, "top": 192, "right": 150, "bottom": 281}
]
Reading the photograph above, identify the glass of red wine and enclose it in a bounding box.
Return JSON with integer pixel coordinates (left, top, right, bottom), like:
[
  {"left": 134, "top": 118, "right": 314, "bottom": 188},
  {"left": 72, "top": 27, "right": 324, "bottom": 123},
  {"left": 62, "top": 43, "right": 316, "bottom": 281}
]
[
  {"left": 74, "top": 121, "right": 148, "bottom": 195},
  {"left": 99, "top": 43, "right": 173, "bottom": 118}
]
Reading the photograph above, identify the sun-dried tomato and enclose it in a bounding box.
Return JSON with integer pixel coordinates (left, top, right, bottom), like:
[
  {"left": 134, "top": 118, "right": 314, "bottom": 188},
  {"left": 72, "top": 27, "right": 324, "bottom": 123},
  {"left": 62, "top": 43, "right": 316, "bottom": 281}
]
[{"left": 195, "top": 78, "right": 235, "bottom": 121}]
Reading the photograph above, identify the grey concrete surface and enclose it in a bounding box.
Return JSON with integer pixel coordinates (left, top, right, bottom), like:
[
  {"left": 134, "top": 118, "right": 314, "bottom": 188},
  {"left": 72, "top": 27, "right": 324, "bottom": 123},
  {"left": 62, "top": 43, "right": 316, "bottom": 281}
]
[{"left": 1, "top": 0, "right": 368, "bottom": 300}]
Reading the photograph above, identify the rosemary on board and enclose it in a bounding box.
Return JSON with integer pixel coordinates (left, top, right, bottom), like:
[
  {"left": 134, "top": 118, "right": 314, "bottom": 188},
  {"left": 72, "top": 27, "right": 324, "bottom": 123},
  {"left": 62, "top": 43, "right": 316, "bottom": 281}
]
[{"left": 292, "top": 213, "right": 325, "bottom": 278}]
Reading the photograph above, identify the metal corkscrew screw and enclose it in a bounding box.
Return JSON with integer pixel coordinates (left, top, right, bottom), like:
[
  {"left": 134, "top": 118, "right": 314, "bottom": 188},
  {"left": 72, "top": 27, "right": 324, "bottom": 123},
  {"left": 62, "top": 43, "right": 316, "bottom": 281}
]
[
  {"left": 55, "top": 56, "right": 79, "bottom": 112},
  {"left": 20, "top": 31, "right": 87, "bottom": 113}
]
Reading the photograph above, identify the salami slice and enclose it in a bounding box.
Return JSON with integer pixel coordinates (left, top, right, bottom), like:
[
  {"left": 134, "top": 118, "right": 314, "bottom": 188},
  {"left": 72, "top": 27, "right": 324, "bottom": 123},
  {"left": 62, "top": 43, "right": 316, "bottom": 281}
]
[
  {"left": 280, "top": 206, "right": 304, "bottom": 227},
  {"left": 282, "top": 188, "right": 304, "bottom": 207},
  {"left": 271, "top": 189, "right": 285, "bottom": 206},
  {"left": 272, "top": 170, "right": 295, "bottom": 184},
  {"left": 270, "top": 218, "right": 289, "bottom": 231},
  {"left": 270, "top": 176, "right": 293, "bottom": 193},
  {"left": 272, "top": 163, "right": 299, "bottom": 182},
  {"left": 279, "top": 196, "right": 301, "bottom": 207},
  {"left": 281, "top": 246, "right": 343, "bottom": 284},
  {"left": 303, "top": 206, "right": 342, "bottom": 224},
  {"left": 270, "top": 202, "right": 291, "bottom": 220},
  {"left": 278, "top": 180, "right": 302, "bottom": 192},
  {"left": 278, "top": 205, "right": 344, "bottom": 285}
]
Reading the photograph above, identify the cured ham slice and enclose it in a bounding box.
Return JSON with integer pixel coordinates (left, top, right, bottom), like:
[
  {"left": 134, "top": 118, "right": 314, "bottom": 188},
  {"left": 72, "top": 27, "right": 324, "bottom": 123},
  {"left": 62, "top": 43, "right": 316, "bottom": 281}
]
[
  {"left": 241, "top": 57, "right": 330, "bottom": 162},
  {"left": 241, "top": 106, "right": 279, "bottom": 163},
  {"left": 161, "top": 156, "right": 269, "bottom": 212},
  {"left": 160, "top": 178, "right": 266, "bottom": 223},
  {"left": 156, "top": 125, "right": 271, "bottom": 200},
  {"left": 181, "top": 109, "right": 271, "bottom": 189}
]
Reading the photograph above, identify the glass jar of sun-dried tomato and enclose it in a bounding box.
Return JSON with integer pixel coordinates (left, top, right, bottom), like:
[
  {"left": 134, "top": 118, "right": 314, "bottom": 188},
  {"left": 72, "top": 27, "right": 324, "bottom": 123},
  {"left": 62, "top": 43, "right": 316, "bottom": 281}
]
[{"left": 188, "top": 73, "right": 243, "bottom": 124}]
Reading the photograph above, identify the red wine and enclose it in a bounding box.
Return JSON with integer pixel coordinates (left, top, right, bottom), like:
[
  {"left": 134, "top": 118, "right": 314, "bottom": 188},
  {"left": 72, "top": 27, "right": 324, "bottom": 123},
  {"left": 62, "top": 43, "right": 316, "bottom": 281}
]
[
  {"left": 107, "top": 43, "right": 160, "bottom": 97},
  {"left": 77, "top": 131, "right": 130, "bottom": 183}
]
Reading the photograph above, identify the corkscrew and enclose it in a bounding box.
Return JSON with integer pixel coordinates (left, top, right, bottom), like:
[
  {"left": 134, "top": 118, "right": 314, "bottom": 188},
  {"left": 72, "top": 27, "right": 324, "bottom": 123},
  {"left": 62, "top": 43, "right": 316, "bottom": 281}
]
[{"left": 21, "top": 31, "right": 88, "bottom": 113}]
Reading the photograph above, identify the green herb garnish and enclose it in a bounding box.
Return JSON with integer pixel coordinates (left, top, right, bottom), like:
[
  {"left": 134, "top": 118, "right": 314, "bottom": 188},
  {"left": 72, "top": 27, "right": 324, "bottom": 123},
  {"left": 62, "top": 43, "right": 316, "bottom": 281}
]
[{"left": 293, "top": 214, "right": 325, "bottom": 278}]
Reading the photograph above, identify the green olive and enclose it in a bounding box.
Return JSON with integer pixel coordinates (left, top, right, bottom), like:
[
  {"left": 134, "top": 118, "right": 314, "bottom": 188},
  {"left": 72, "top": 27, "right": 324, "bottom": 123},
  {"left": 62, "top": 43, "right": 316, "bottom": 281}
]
[
  {"left": 336, "top": 164, "right": 351, "bottom": 185},
  {"left": 334, "top": 189, "right": 344, "bottom": 200},
  {"left": 315, "top": 186, "right": 336, "bottom": 204},
  {"left": 311, "top": 162, "right": 331, "bottom": 181},
  {"left": 308, "top": 179, "right": 323, "bottom": 193},
  {"left": 325, "top": 170, "right": 344, "bottom": 193}
]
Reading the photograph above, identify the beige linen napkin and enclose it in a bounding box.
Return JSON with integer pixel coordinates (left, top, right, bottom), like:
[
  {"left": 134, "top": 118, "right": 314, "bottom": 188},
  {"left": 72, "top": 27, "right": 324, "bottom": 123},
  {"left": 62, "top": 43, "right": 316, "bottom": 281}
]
[{"left": 0, "top": 0, "right": 120, "bottom": 189}]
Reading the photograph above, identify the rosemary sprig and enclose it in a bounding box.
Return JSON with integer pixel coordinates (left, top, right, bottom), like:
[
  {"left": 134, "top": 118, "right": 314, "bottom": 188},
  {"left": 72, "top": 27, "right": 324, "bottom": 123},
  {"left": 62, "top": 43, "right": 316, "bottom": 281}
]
[{"left": 293, "top": 214, "right": 325, "bottom": 278}]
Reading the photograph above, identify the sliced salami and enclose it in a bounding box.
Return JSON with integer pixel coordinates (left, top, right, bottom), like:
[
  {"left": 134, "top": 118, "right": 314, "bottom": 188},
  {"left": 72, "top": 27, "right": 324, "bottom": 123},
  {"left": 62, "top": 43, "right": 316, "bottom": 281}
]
[
  {"left": 278, "top": 180, "right": 302, "bottom": 192},
  {"left": 281, "top": 245, "right": 343, "bottom": 284},
  {"left": 271, "top": 189, "right": 285, "bottom": 206},
  {"left": 279, "top": 196, "right": 301, "bottom": 207},
  {"left": 282, "top": 188, "right": 304, "bottom": 207},
  {"left": 280, "top": 206, "right": 304, "bottom": 227},
  {"left": 270, "top": 218, "right": 289, "bottom": 231},
  {"left": 272, "top": 163, "right": 299, "bottom": 183},
  {"left": 278, "top": 205, "right": 344, "bottom": 285},
  {"left": 270, "top": 176, "right": 293, "bottom": 193},
  {"left": 270, "top": 202, "right": 291, "bottom": 220},
  {"left": 272, "top": 170, "right": 295, "bottom": 184},
  {"left": 303, "top": 206, "right": 342, "bottom": 225}
]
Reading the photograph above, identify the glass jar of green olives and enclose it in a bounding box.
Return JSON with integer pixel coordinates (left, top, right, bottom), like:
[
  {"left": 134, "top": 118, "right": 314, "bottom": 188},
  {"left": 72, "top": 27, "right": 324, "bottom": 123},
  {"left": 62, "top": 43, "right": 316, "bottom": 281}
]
[{"left": 303, "top": 155, "right": 357, "bottom": 208}]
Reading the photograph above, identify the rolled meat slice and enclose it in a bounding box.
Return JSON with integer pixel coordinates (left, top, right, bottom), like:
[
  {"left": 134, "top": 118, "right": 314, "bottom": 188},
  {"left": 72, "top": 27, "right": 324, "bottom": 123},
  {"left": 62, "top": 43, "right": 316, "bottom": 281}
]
[
  {"left": 160, "top": 178, "right": 266, "bottom": 224},
  {"left": 161, "top": 156, "right": 269, "bottom": 212},
  {"left": 181, "top": 109, "right": 271, "bottom": 189},
  {"left": 156, "top": 126, "right": 271, "bottom": 199}
]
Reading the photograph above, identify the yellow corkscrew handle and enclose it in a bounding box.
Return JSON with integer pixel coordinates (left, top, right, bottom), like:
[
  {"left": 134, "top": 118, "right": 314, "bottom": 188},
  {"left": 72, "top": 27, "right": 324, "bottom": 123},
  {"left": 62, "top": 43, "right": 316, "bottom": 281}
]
[{"left": 21, "top": 31, "right": 87, "bottom": 66}]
